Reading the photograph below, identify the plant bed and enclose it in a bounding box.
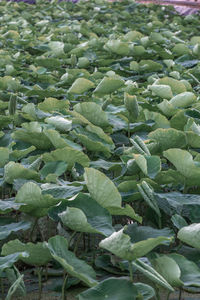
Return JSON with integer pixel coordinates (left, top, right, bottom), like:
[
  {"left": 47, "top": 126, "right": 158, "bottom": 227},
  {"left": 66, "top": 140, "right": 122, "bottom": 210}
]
[{"left": 0, "top": 0, "right": 200, "bottom": 299}]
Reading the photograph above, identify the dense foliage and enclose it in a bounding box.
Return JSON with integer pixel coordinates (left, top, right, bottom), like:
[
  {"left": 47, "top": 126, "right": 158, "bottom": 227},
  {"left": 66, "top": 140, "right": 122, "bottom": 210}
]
[{"left": 0, "top": 0, "right": 200, "bottom": 299}]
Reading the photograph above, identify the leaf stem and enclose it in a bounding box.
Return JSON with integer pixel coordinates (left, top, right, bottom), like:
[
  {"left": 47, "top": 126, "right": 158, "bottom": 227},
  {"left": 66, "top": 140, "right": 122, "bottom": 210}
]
[
  {"left": 61, "top": 273, "right": 68, "bottom": 300},
  {"left": 0, "top": 278, "right": 4, "bottom": 300},
  {"left": 178, "top": 288, "right": 182, "bottom": 300},
  {"left": 30, "top": 218, "right": 38, "bottom": 242},
  {"left": 37, "top": 267, "right": 43, "bottom": 300},
  {"left": 69, "top": 231, "right": 77, "bottom": 248},
  {"left": 74, "top": 233, "right": 83, "bottom": 255},
  {"left": 129, "top": 261, "right": 133, "bottom": 282}
]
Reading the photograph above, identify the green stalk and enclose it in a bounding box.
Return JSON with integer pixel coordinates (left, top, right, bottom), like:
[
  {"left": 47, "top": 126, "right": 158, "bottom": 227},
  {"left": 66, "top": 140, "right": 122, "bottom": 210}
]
[
  {"left": 74, "top": 233, "right": 83, "bottom": 255},
  {"left": 69, "top": 231, "right": 77, "bottom": 248},
  {"left": 166, "top": 291, "right": 171, "bottom": 300},
  {"left": 61, "top": 273, "right": 68, "bottom": 300},
  {"left": 129, "top": 261, "right": 133, "bottom": 282},
  {"left": 0, "top": 278, "right": 4, "bottom": 300},
  {"left": 30, "top": 218, "right": 38, "bottom": 242},
  {"left": 128, "top": 120, "right": 130, "bottom": 139},
  {"left": 37, "top": 267, "right": 43, "bottom": 300},
  {"left": 178, "top": 288, "right": 182, "bottom": 300}
]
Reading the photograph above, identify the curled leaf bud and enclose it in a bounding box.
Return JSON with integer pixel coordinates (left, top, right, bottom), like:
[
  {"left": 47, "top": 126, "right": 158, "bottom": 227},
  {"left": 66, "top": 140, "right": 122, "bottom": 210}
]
[
  {"left": 124, "top": 92, "right": 139, "bottom": 120},
  {"left": 71, "top": 54, "right": 77, "bottom": 68},
  {"left": 8, "top": 94, "right": 17, "bottom": 116}
]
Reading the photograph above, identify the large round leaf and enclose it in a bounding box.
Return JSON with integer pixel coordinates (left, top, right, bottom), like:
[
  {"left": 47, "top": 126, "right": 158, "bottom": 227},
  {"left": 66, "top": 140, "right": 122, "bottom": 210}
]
[
  {"left": 99, "top": 227, "right": 172, "bottom": 261},
  {"left": 48, "top": 193, "right": 114, "bottom": 237},
  {"left": 4, "top": 162, "right": 40, "bottom": 184},
  {"left": 163, "top": 149, "right": 200, "bottom": 185},
  {"left": 0, "top": 252, "right": 29, "bottom": 276},
  {"left": 151, "top": 255, "right": 183, "bottom": 287},
  {"left": 134, "top": 154, "right": 161, "bottom": 179},
  {"left": 2, "top": 240, "right": 51, "bottom": 266},
  {"left": 46, "top": 235, "right": 97, "bottom": 287},
  {"left": 68, "top": 78, "right": 94, "bottom": 94},
  {"left": 43, "top": 146, "right": 90, "bottom": 170},
  {"left": 74, "top": 102, "right": 109, "bottom": 128},
  {"left": 84, "top": 168, "right": 121, "bottom": 209},
  {"left": 178, "top": 223, "right": 200, "bottom": 249},
  {"left": 15, "top": 182, "right": 60, "bottom": 217},
  {"left": 78, "top": 277, "right": 146, "bottom": 300},
  {"left": 94, "top": 76, "right": 125, "bottom": 96},
  {"left": 148, "top": 128, "right": 187, "bottom": 151},
  {"left": 168, "top": 253, "right": 200, "bottom": 287}
]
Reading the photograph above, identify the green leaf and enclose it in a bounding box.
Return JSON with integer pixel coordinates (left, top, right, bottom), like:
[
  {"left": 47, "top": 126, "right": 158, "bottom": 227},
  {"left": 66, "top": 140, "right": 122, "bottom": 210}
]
[
  {"left": 68, "top": 78, "right": 94, "bottom": 94},
  {"left": 125, "top": 223, "right": 174, "bottom": 245},
  {"left": 169, "top": 92, "right": 197, "bottom": 108},
  {"left": 73, "top": 125, "right": 114, "bottom": 157},
  {"left": 12, "top": 125, "right": 53, "bottom": 150},
  {"left": 171, "top": 214, "right": 188, "bottom": 230},
  {"left": 149, "top": 128, "right": 187, "bottom": 151},
  {"left": 78, "top": 277, "right": 139, "bottom": 300},
  {"left": 48, "top": 193, "right": 114, "bottom": 237},
  {"left": 84, "top": 167, "right": 121, "bottom": 209},
  {"left": 38, "top": 97, "right": 69, "bottom": 112},
  {"left": 163, "top": 149, "right": 200, "bottom": 184},
  {"left": 41, "top": 184, "right": 83, "bottom": 199},
  {"left": 2, "top": 240, "right": 51, "bottom": 266},
  {"left": 46, "top": 235, "right": 97, "bottom": 287},
  {"left": 0, "top": 221, "right": 31, "bottom": 240},
  {"left": 10, "top": 146, "right": 36, "bottom": 161},
  {"left": 134, "top": 154, "right": 161, "bottom": 179},
  {"left": 149, "top": 84, "right": 173, "bottom": 99},
  {"left": 134, "top": 283, "right": 155, "bottom": 300},
  {"left": 99, "top": 227, "right": 171, "bottom": 261},
  {"left": 132, "top": 259, "right": 174, "bottom": 292},
  {"left": 0, "top": 147, "right": 9, "bottom": 167},
  {"left": 4, "top": 162, "right": 40, "bottom": 184},
  {"left": 0, "top": 253, "right": 29, "bottom": 276},
  {"left": 178, "top": 223, "right": 200, "bottom": 249},
  {"left": 0, "top": 199, "right": 25, "bottom": 213},
  {"left": 157, "top": 99, "right": 177, "bottom": 117},
  {"left": 5, "top": 272, "right": 25, "bottom": 300},
  {"left": 168, "top": 253, "right": 200, "bottom": 287},
  {"left": 39, "top": 161, "right": 67, "bottom": 179},
  {"left": 108, "top": 205, "right": 142, "bottom": 223},
  {"left": 15, "top": 182, "right": 60, "bottom": 217},
  {"left": 151, "top": 255, "right": 183, "bottom": 287},
  {"left": 137, "top": 181, "right": 161, "bottom": 217},
  {"left": 154, "top": 192, "right": 200, "bottom": 222},
  {"left": 154, "top": 77, "right": 186, "bottom": 94},
  {"left": 94, "top": 76, "right": 125, "bottom": 96},
  {"left": 144, "top": 110, "right": 170, "bottom": 129},
  {"left": 45, "top": 116, "right": 72, "bottom": 132},
  {"left": 59, "top": 207, "right": 102, "bottom": 234},
  {"left": 104, "top": 39, "right": 130, "bottom": 55},
  {"left": 43, "top": 146, "right": 90, "bottom": 170},
  {"left": 74, "top": 102, "right": 109, "bottom": 128}
]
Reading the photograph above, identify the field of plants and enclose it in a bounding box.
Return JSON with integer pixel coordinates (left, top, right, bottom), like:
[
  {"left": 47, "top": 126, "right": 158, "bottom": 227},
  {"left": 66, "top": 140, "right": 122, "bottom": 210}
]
[{"left": 0, "top": 0, "right": 200, "bottom": 299}]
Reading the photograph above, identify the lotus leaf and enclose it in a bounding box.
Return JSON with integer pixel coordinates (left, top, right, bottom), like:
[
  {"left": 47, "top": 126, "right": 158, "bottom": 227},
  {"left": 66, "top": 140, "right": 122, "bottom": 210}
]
[
  {"left": 68, "top": 78, "right": 94, "bottom": 94},
  {"left": 46, "top": 235, "right": 97, "bottom": 287},
  {"left": 148, "top": 128, "right": 187, "bottom": 151},
  {"left": 0, "top": 253, "right": 29, "bottom": 276},
  {"left": 4, "top": 162, "right": 40, "bottom": 184},
  {"left": 134, "top": 154, "right": 161, "bottom": 179},
  {"left": 151, "top": 255, "right": 183, "bottom": 287},
  {"left": 178, "top": 223, "right": 200, "bottom": 249},
  {"left": 2, "top": 240, "right": 51, "bottom": 266},
  {"left": 74, "top": 102, "right": 109, "bottom": 128},
  {"left": 99, "top": 227, "right": 171, "bottom": 261},
  {"left": 94, "top": 76, "right": 125, "bottom": 96},
  {"left": 43, "top": 146, "right": 90, "bottom": 170}
]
